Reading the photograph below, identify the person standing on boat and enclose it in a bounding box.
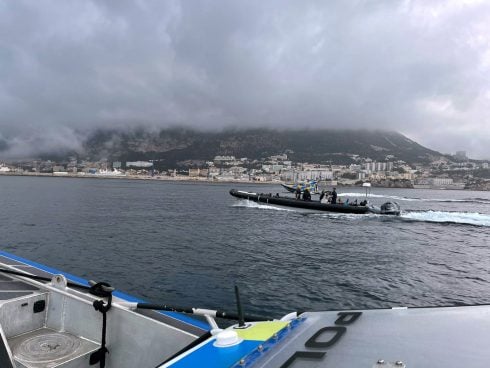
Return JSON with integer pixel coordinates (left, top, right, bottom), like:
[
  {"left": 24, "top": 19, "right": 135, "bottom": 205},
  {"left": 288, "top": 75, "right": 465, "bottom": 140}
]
[
  {"left": 331, "top": 188, "right": 338, "bottom": 204},
  {"left": 303, "top": 188, "right": 311, "bottom": 201},
  {"left": 295, "top": 185, "right": 301, "bottom": 200}
]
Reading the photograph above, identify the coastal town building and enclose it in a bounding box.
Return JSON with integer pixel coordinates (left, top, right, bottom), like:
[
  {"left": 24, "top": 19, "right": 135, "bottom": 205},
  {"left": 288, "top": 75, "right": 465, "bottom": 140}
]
[
  {"left": 126, "top": 161, "right": 153, "bottom": 168},
  {"left": 213, "top": 156, "right": 241, "bottom": 166},
  {"left": 1, "top": 151, "right": 489, "bottom": 190}
]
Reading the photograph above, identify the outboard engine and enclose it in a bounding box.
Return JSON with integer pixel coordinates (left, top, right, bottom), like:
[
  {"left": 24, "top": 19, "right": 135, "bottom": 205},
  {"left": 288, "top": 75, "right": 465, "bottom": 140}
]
[{"left": 380, "top": 201, "right": 401, "bottom": 216}]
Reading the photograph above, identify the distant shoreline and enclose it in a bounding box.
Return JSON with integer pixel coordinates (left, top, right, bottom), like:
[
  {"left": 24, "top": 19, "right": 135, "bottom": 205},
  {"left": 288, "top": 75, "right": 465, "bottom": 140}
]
[
  {"left": 0, "top": 171, "right": 273, "bottom": 185},
  {"left": 1, "top": 171, "right": 487, "bottom": 191}
]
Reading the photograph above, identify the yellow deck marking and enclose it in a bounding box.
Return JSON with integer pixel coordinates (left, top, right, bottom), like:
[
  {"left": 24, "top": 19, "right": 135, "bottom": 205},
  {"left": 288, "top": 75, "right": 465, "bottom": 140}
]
[{"left": 234, "top": 321, "right": 289, "bottom": 341}]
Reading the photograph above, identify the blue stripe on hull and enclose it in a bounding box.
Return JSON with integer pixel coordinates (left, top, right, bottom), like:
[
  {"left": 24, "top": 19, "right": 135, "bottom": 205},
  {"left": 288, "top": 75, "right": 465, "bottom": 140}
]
[{"left": 166, "top": 339, "right": 263, "bottom": 368}]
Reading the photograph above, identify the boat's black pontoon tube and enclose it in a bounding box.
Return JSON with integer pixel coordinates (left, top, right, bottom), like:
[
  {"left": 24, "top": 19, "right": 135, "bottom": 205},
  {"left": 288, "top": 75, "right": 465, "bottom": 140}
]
[
  {"left": 230, "top": 189, "right": 367, "bottom": 214},
  {"left": 230, "top": 189, "right": 401, "bottom": 215}
]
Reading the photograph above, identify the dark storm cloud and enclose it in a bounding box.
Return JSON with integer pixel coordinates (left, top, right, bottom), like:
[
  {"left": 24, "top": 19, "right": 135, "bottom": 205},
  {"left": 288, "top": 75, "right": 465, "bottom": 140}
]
[{"left": 0, "top": 0, "right": 489, "bottom": 158}]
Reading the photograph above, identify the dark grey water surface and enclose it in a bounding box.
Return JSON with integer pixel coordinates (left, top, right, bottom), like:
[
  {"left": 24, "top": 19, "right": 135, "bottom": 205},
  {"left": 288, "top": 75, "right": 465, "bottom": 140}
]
[{"left": 1, "top": 176, "right": 489, "bottom": 318}]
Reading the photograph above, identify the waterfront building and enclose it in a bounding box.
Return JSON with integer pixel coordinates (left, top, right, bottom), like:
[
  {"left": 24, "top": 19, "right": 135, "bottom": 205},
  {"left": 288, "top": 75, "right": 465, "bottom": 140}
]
[
  {"left": 279, "top": 169, "right": 296, "bottom": 182},
  {"left": 271, "top": 164, "right": 284, "bottom": 173},
  {"left": 294, "top": 169, "right": 332, "bottom": 181},
  {"left": 230, "top": 166, "right": 247, "bottom": 176},
  {"left": 261, "top": 164, "right": 272, "bottom": 173},
  {"left": 197, "top": 168, "right": 208, "bottom": 177},
  {"left": 270, "top": 154, "right": 288, "bottom": 161},
  {"left": 188, "top": 168, "right": 200, "bottom": 177},
  {"left": 213, "top": 156, "right": 237, "bottom": 166},
  {"left": 430, "top": 178, "right": 453, "bottom": 186},
  {"left": 52, "top": 165, "right": 66, "bottom": 172},
  {"left": 126, "top": 161, "right": 153, "bottom": 168},
  {"left": 207, "top": 167, "right": 220, "bottom": 178},
  {"left": 364, "top": 162, "right": 376, "bottom": 172},
  {"left": 364, "top": 161, "right": 393, "bottom": 173},
  {"left": 375, "top": 162, "right": 385, "bottom": 172}
]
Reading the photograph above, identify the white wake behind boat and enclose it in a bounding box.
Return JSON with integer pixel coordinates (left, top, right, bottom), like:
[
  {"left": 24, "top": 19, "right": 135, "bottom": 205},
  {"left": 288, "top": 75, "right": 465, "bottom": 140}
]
[{"left": 0, "top": 250, "right": 489, "bottom": 367}]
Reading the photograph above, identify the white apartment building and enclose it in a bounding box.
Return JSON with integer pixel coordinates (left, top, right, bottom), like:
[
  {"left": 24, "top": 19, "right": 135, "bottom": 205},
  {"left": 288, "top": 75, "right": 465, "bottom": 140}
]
[{"left": 430, "top": 178, "right": 453, "bottom": 186}]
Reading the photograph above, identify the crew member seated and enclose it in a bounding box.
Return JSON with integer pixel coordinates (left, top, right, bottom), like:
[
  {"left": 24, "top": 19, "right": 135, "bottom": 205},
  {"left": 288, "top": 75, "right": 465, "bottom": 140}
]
[{"left": 303, "top": 188, "right": 311, "bottom": 201}]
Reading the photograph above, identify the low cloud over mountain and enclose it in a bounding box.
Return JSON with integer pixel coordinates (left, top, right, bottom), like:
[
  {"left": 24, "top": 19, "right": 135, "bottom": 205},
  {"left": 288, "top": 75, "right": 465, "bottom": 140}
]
[
  {"left": 0, "top": 1, "right": 489, "bottom": 159},
  {"left": 81, "top": 128, "right": 443, "bottom": 169}
]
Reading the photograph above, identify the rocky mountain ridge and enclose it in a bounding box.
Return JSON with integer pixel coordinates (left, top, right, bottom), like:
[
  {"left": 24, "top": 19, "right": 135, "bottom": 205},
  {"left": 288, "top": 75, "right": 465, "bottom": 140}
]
[{"left": 81, "top": 128, "right": 443, "bottom": 169}]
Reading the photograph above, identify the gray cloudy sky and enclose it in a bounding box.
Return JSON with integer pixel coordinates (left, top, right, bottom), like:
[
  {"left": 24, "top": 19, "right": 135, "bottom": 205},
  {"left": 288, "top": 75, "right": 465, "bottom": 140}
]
[{"left": 1, "top": 0, "right": 489, "bottom": 158}]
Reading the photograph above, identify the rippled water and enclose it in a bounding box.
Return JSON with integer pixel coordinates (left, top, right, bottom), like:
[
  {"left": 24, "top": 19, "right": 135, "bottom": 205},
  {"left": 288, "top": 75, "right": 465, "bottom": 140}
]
[{"left": 0, "top": 176, "right": 489, "bottom": 319}]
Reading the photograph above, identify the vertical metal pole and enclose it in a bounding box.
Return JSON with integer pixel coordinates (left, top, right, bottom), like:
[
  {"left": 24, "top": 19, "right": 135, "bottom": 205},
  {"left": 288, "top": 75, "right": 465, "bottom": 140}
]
[{"left": 235, "top": 285, "right": 245, "bottom": 327}]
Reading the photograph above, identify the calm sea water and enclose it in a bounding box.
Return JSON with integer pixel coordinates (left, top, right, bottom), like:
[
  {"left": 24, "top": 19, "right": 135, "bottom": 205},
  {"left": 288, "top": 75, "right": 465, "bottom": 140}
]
[{"left": 0, "top": 176, "right": 489, "bottom": 319}]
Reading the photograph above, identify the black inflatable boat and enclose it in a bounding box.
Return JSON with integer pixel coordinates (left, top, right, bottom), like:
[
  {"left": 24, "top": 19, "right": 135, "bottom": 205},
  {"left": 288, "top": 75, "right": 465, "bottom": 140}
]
[{"left": 229, "top": 189, "right": 400, "bottom": 215}]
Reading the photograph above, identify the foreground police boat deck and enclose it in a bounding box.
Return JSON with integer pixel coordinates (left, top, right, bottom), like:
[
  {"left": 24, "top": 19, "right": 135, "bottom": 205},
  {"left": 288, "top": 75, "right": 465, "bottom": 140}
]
[
  {"left": 0, "top": 251, "right": 208, "bottom": 368},
  {"left": 1, "top": 250, "right": 490, "bottom": 367},
  {"left": 229, "top": 189, "right": 401, "bottom": 215}
]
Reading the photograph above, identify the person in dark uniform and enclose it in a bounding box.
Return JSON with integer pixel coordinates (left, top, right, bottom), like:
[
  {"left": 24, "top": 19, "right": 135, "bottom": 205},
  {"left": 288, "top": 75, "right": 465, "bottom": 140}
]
[
  {"left": 331, "top": 188, "right": 337, "bottom": 204},
  {"left": 303, "top": 188, "right": 311, "bottom": 201},
  {"left": 295, "top": 185, "right": 301, "bottom": 200}
]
